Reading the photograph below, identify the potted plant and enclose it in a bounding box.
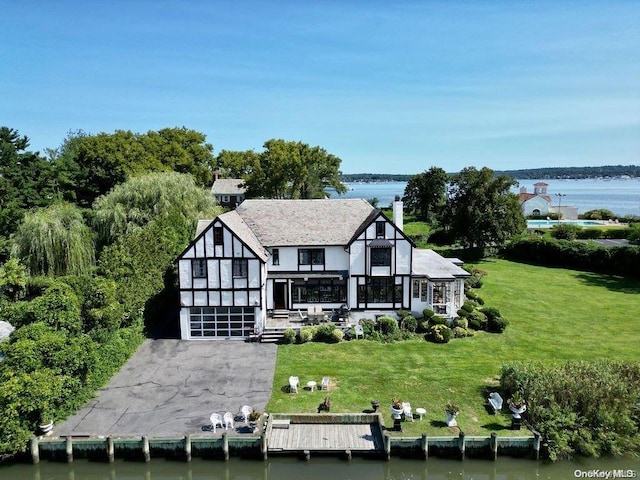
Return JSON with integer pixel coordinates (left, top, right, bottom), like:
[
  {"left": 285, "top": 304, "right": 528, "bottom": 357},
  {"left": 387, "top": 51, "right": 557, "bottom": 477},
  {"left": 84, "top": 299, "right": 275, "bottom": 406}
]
[
  {"left": 248, "top": 409, "right": 262, "bottom": 432},
  {"left": 444, "top": 401, "right": 459, "bottom": 427},
  {"left": 508, "top": 391, "right": 527, "bottom": 418},
  {"left": 391, "top": 397, "right": 404, "bottom": 419},
  {"left": 371, "top": 399, "right": 380, "bottom": 412},
  {"left": 38, "top": 405, "right": 54, "bottom": 436}
]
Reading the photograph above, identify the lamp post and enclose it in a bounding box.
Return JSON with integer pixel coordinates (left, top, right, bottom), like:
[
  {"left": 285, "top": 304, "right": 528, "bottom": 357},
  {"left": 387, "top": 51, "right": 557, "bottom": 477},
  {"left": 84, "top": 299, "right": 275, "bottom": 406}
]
[{"left": 555, "top": 193, "right": 566, "bottom": 225}]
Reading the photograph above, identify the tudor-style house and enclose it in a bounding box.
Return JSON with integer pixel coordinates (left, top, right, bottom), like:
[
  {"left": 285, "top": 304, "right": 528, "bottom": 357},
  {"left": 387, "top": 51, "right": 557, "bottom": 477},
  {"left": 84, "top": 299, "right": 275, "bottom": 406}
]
[{"left": 177, "top": 198, "right": 469, "bottom": 340}]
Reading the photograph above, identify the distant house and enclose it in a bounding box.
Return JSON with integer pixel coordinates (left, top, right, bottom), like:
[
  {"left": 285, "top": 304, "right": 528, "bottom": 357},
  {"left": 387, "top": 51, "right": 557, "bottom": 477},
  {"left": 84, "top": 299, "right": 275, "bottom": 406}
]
[
  {"left": 211, "top": 176, "right": 245, "bottom": 209},
  {"left": 176, "top": 198, "right": 470, "bottom": 340},
  {"left": 519, "top": 182, "right": 578, "bottom": 220},
  {"left": 519, "top": 182, "right": 552, "bottom": 217}
]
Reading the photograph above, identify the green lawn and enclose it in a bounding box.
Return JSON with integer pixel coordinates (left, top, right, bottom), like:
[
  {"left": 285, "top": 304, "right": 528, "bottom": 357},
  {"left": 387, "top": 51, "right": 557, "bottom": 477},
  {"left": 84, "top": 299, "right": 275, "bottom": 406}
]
[{"left": 265, "top": 259, "right": 640, "bottom": 437}]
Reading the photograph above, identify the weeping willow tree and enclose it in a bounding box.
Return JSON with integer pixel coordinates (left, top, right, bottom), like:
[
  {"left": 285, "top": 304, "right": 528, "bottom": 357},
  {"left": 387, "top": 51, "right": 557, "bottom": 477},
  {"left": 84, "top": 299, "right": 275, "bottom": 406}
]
[
  {"left": 92, "top": 172, "right": 222, "bottom": 245},
  {"left": 12, "top": 203, "right": 95, "bottom": 276}
]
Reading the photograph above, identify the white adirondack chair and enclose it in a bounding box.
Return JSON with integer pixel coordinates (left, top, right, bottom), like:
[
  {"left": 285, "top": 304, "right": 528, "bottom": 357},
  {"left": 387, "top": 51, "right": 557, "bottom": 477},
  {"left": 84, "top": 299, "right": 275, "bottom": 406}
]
[
  {"left": 210, "top": 413, "right": 224, "bottom": 433},
  {"left": 289, "top": 375, "right": 299, "bottom": 393}
]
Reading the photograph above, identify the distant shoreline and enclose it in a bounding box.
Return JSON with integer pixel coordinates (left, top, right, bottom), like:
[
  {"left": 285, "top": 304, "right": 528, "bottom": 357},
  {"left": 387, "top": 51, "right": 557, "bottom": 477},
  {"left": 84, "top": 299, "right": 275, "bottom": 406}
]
[{"left": 341, "top": 166, "right": 640, "bottom": 182}]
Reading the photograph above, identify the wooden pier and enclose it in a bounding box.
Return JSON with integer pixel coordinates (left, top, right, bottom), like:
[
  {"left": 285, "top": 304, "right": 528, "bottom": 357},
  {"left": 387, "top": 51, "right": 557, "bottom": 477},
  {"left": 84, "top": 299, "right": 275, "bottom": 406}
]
[{"left": 266, "top": 413, "right": 385, "bottom": 458}]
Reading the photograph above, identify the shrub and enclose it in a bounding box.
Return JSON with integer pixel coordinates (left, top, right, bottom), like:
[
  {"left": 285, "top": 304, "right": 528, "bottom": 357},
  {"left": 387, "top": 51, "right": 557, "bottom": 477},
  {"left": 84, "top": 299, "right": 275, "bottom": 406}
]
[
  {"left": 581, "top": 209, "right": 615, "bottom": 220},
  {"left": 396, "top": 310, "right": 410, "bottom": 319},
  {"left": 487, "top": 316, "right": 509, "bottom": 333},
  {"left": 456, "top": 308, "right": 468, "bottom": 318},
  {"left": 330, "top": 328, "right": 344, "bottom": 343},
  {"left": 401, "top": 315, "right": 418, "bottom": 332},
  {"left": 480, "top": 306, "right": 501, "bottom": 322},
  {"left": 376, "top": 316, "right": 398, "bottom": 335},
  {"left": 464, "top": 267, "right": 487, "bottom": 288},
  {"left": 359, "top": 318, "right": 376, "bottom": 338},
  {"left": 465, "top": 289, "right": 484, "bottom": 305},
  {"left": 298, "top": 326, "right": 315, "bottom": 344},
  {"left": 429, "top": 315, "right": 448, "bottom": 326},
  {"left": 313, "top": 324, "right": 341, "bottom": 343},
  {"left": 281, "top": 328, "right": 296, "bottom": 344},
  {"left": 452, "top": 326, "right": 471, "bottom": 338},
  {"left": 425, "top": 324, "right": 452, "bottom": 343},
  {"left": 467, "top": 310, "right": 487, "bottom": 330},
  {"left": 453, "top": 317, "right": 468, "bottom": 329},
  {"left": 499, "top": 361, "right": 640, "bottom": 461},
  {"left": 550, "top": 224, "right": 582, "bottom": 240},
  {"left": 422, "top": 308, "right": 435, "bottom": 319},
  {"left": 461, "top": 300, "right": 476, "bottom": 313}
]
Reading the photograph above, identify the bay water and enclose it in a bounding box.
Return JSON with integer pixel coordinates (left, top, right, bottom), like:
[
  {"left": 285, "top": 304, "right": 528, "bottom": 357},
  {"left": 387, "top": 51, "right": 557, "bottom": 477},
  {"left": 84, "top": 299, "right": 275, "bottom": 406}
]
[
  {"left": 334, "top": 178, "right": 640, "bottom": 217},
  {"left": 1, "top": 455, "right": 639, "bottom": 479}
]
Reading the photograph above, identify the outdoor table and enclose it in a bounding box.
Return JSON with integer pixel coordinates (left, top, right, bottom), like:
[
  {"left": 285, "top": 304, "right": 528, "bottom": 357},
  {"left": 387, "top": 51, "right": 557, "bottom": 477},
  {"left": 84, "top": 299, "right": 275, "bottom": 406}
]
[
  {"left": 307, "top": 380, "right": 317, "bottom": 391},
  {"left": 416, "top": 407, "right": 426, "bottom": 420}
]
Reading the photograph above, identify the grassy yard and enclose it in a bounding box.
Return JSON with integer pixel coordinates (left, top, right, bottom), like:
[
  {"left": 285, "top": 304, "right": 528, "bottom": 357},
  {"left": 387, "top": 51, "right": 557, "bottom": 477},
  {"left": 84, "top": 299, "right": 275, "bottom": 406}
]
[{"left": 265, "top": 259, "right": 640, "bottom": 437}]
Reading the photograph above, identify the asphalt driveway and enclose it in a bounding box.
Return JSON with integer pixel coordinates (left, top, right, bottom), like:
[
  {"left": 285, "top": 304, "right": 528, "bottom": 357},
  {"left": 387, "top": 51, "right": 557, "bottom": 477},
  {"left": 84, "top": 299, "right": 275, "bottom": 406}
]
[{"left": 55, "top": 339, "right": 277, "bottom": 437}]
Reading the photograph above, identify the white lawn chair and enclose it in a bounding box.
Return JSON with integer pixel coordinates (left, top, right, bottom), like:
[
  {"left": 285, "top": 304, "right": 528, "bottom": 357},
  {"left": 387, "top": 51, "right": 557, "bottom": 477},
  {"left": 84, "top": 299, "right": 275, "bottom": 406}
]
[
  {"left": 321, "top": 376, "right": 330, "bottom": 390},
  {"left": 402, "top": 402, "right": 414, "bottom": 422},
  {"left": 488, "top": 392, "right": 503, "bottom": 414},
  {"left": 210, "top": 413, "right": 224, "bottom": 433},
  {"left": 289, "top": 375, "right": 299, "bottom": 393},
  {"left": 354, "top": 324, "right": 364, "bottom": 339},
  {"left": 223, "top": 411, "right": 234, "bottom": 430},
  {"left": 298, "top": 309, "right": 308, "bottom": 322},
  {"left": 240, "top": 405, "right": 252, "bottom": 423}
]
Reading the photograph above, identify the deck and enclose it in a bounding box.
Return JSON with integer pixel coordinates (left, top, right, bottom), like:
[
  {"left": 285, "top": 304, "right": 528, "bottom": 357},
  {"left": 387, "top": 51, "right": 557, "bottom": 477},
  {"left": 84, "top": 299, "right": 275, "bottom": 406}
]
[
  {"left": 265, "top": 413, "right": 385, "bottom": 455},
  {"left": 268, "top": 423, "right": 384, "bottom": 452}
]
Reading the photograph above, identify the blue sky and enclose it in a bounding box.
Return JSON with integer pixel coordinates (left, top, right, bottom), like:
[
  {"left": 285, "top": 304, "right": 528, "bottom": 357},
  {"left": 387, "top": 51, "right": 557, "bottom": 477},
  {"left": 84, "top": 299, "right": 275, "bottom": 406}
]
[{"left": 2, "top": 1, "right": 639, "bottom": 174}]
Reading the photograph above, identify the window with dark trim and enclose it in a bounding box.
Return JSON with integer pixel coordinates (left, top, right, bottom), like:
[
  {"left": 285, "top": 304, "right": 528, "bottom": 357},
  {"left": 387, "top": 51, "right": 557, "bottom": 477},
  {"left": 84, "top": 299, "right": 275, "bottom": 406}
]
[
  {"left": 272, "top": 248, "right": 280, "bottom": 265},
  {"left": 233, "top": 259, "right": 248, "bottom": 278},
  {"left": 376, "top": 221, "right": 385, "bottom": 238},
  {"left": 358, "top": 277, "right": 402, "bottom": 303},
  {"left": 192, "top": 259, "right": 207, "bottom": 278},
  {"left": 213, "top": 227, "right": 223, "bottom": 245},
  {"left": 298, "top": 248, "right": 324, "bottom": 266},
  {"left": 371, "top": 247, "right": 391, "bottom": 266}
]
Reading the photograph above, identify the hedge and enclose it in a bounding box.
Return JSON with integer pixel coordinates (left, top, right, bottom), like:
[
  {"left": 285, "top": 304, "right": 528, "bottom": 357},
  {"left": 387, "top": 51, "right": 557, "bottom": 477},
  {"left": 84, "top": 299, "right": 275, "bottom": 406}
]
[{"left": 502, "top": 236, "right": 640, "bottom": 278}]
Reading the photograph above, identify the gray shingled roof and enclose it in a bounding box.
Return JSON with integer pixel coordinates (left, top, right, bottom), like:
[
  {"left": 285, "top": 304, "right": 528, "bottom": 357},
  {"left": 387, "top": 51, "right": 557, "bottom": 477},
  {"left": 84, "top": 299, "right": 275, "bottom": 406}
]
[
  {"left": 235, "top": 199, "right": 375, "bottom": 246},
  {"left": 412, "top": 249, "right": 470, "bottom": 280},
  {"left": 218, "top": 210, "right": 269, "bottom": 261},
  {"left": 211, "top": 178, "right": 246, "bottom": 195}
]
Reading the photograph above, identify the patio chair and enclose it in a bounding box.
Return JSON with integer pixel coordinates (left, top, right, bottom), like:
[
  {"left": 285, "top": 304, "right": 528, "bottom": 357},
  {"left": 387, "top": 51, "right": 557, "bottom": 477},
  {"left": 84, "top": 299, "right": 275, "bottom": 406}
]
[
  {"left": 321, "top": 376, "right": 330, "bottom": 390},
  {"left": 289, "top": 375, "right": 299, "bottom": 393},
  {"left": 298, "top": 309, "right": 308, "bottom": 322},
  {"left": 223, "top": 411, "right": 234, "bottom": 430},
  {"left": 488, "top": 392, "right": 503, "bottom": 414},
  {"left": 210, "top": 413, "right": 224, "bottom": 433},
  {"left": 240, "top": 405, "right": 252, "bottom": 423},
  {"left": 402, "top": 402, "right": 414, "bottom": 422},
  {"left": 354, "top": 324, "right": 364, "bottom": 339}
]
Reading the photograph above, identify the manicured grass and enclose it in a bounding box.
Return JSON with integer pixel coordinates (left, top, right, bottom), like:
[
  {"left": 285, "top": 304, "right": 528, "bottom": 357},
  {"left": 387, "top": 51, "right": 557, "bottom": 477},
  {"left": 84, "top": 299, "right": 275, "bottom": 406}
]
[{"left": 265, "top": 259, "right": 640, "bottom": 437}]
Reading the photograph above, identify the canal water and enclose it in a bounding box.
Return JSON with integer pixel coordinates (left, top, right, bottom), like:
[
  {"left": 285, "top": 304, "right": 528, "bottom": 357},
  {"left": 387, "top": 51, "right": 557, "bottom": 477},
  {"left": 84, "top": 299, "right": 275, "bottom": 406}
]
[{"left": 2, "top": 456, "right": 638, "bottom": 479}]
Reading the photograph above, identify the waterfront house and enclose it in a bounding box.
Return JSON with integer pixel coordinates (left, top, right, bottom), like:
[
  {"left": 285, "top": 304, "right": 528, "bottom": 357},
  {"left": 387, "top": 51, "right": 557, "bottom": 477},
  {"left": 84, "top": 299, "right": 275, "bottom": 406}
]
[
  {"left": 519, "top": 182, "right": 578, "bottom": 220},
  {"left": 176, "top": 198, "right": 469, "bottom": 340},
  {"left": 211, "top": 176, "right": 245, "bottom": 209},
  {"left": 519, "top": 182, "right": 552, "bottom": 217}
]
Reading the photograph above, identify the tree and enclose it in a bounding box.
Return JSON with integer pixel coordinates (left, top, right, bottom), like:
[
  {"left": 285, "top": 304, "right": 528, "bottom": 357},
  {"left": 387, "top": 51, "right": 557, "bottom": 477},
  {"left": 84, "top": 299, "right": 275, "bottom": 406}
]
[
  {"left": 214, "top": 149, "right": 259, "bottom": 178},
  {"left": 0, "top": 127, "right": 57, "bottom": 261},
  {"left": 402, "top": 167, "right": 449, "bottom": 222},
  {"left": 243, "top": 139, "right": 347, "bottom": 199},
  {"left": 12, "top": 202, "right": 95, "bottom": 276},
  {"left": 92, "top": 172, "right": 222, "bottom": 245},
  {"left": 446, "top": 167, "right": 525, "bottom": 249},
  {"left": 52, "top": 128, "right": 216, "bottom": 207}
]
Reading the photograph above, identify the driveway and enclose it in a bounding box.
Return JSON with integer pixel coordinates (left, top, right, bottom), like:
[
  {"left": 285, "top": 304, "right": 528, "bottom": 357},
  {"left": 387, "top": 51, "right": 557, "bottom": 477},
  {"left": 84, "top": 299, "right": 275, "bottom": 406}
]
[{"left": 55, "top": 339, "right": 277, "bottom": 437}]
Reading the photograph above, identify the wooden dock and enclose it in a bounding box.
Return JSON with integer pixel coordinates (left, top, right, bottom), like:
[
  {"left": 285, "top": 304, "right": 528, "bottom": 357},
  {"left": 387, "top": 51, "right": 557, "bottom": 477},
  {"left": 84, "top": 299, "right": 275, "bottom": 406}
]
[{"left": 265, "top": 413, "right": 385, "bottom": 457}]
